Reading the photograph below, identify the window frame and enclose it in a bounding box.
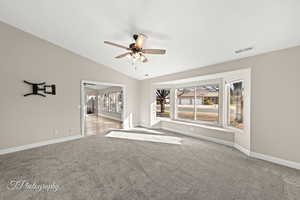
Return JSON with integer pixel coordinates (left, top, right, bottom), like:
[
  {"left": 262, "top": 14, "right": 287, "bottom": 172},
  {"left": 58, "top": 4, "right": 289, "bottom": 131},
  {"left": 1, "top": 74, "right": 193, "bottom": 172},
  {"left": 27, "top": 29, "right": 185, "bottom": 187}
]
[
  {"left": 99, "top": 91, "right": 123, "bottom": 114},
  {"left": 225, "top": 79, "right": 245, "bottom": 131},
  {"left": 116, "top": 91, "right": 123, "bottom": 114},
  {"left": 155, "top": 88, "right": 171, "bottom": 119},
  {"left": 175, "top": 87, "right": 196, "bottom": 122},
  {"left": 174, "top": 80, "right": 223, "bottom": 126}
]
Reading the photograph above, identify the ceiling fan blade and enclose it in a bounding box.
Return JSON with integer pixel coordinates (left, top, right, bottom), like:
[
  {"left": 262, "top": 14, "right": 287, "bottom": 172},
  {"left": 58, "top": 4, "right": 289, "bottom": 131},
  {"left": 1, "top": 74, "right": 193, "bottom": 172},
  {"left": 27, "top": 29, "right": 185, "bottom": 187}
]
[
  {"left": 140, "top": 54, "right": 148, "bottom": 63},
  {"left": 135, "top": 34, "right": 147, "bottom": 49},
  {"left": 142, "top": 49, "right": 166, "bottom": 54},
  {"left": 104, "top": 41, "right": 130, "bottom": 50},
  {"left": 115, "top": 52, "right": 131, "bottom": 59}
]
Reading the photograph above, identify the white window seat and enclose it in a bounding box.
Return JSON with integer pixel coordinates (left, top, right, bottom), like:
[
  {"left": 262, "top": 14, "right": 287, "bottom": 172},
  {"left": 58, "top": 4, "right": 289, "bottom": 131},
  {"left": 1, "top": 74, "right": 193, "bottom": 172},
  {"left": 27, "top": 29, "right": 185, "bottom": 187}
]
[
  {"left": 158, "top": 118, "right": 233, "bottom": 132},
  {"left": 158, "top": 118, "right": 235, "bottom": 146}
]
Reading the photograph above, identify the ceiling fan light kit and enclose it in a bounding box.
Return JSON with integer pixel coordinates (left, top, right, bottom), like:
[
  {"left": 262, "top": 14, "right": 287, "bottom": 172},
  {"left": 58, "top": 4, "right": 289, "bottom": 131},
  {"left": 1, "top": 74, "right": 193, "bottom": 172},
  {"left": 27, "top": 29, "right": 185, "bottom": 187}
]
[{"left": 104, "top": 33, "right": 166, "bottom": 64}]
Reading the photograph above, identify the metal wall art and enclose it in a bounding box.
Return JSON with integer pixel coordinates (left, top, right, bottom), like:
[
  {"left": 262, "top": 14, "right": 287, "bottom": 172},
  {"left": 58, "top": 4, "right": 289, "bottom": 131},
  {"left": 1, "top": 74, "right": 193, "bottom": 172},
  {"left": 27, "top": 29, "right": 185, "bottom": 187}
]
[{"left": 24, "top": 80, "right": 56, "bottom": 97}]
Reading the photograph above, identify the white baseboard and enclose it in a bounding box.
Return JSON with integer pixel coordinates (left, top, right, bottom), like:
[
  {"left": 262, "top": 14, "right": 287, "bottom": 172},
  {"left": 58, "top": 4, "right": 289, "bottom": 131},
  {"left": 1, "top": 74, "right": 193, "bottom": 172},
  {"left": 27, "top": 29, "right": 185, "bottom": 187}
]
[
  {"left": 250, "top": 151, "right": 300, "bottom": 170},
  {"left": 162, "top": 127, "right": 234, "bottom": 147},
  {"left": 0, "top": 135, "right": 83, "bottom": 155},
  {"left": 161, "top": 127, "right": 300, "bottom": 170},
  {"left": 234, "top": 143, "right": 250, "bottom": 156}
]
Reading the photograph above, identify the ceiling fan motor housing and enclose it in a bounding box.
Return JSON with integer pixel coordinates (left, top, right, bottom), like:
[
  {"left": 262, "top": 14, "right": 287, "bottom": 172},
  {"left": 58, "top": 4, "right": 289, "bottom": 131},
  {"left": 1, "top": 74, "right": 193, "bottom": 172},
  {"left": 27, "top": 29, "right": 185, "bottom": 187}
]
[
  {"left": 133, "top": 34, "right": 139, "bottom": 41},
  {"left": 129, "top": 43, "right": 135, "bottom": 49},
  {"left": 129, "top": 43, "right": 141, "bottom": 53}
]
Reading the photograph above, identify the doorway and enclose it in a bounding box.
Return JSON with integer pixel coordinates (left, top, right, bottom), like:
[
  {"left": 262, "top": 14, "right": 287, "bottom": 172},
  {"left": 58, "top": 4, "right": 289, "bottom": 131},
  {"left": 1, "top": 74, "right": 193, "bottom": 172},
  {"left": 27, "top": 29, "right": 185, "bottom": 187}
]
[{"left": 81, "top": 80, "right": 125, "bottom": 136}]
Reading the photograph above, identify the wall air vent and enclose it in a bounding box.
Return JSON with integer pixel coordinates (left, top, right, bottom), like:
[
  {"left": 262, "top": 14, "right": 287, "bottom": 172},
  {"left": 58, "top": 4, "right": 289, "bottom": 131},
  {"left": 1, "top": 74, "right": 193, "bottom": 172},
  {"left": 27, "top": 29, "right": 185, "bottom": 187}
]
[{"left": 235, "top": 47, "right": 254, "bottom": 54}]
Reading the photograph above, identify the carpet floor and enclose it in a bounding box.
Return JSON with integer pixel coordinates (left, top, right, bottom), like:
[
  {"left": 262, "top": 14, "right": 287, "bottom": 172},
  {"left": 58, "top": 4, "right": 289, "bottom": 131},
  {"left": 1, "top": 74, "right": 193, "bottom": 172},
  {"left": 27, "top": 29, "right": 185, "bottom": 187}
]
[{"left": 0, "top": 128, "right": 299, "bottom": 200}]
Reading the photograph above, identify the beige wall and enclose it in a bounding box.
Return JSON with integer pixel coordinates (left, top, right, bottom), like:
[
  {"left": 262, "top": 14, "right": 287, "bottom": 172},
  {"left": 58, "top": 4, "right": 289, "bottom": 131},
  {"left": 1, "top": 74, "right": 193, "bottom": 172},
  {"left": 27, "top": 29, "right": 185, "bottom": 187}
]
[
  {"left": 139, "top": 79, "right": 151, "bottom": 127},
  {"left": 0, "top": 21, "right": 140, "bottom": 149},
  {"left": 140, "top": 46, "right": 300, "bottom": 163}
]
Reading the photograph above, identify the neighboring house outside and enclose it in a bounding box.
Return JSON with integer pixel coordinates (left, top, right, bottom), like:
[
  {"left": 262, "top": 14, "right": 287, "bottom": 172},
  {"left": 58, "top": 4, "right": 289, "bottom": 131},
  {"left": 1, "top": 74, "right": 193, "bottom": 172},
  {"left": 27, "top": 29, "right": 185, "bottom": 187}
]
[{"left": 177, "top": 90, "right": 219, "bottom": 105}]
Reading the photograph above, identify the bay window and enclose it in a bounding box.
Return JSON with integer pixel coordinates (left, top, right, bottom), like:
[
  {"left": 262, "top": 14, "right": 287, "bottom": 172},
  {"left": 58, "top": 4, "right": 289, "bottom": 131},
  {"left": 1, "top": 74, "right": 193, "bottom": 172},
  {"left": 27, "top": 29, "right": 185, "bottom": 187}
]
[{"left": 155, "top": 69, "right": 249, "bottom": 131}]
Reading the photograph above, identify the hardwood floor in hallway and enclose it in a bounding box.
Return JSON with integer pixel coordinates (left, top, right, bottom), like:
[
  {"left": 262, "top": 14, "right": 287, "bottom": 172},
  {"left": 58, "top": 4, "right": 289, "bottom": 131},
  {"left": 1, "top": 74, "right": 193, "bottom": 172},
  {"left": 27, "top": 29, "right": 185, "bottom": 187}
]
[{"left": 85, "top": 115, "right": 122, "bottom": 135}]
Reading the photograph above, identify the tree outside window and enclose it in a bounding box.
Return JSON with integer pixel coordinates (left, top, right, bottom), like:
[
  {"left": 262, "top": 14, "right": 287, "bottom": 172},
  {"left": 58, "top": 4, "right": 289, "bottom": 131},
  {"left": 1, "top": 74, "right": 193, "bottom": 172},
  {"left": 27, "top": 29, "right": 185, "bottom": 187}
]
[
  {"left": 228, "top": 81, "right": 244, "bottom": 129},
  {"left": 156, "top": 89, "right": 170, "bottom": 118}
]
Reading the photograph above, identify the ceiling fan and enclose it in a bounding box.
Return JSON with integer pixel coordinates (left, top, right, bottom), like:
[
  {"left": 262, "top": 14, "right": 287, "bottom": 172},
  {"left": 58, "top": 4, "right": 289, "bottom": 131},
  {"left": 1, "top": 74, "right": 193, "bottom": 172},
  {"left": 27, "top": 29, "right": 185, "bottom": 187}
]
[{"left": 104, "top": 34, "right": 166, "bottom": 63}]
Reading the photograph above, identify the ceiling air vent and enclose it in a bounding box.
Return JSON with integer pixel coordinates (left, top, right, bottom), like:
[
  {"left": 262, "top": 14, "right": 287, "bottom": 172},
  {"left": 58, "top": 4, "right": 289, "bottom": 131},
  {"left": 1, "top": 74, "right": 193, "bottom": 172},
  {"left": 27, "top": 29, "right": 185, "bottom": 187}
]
[{"left": 235, "top": 47, "right": 254, "bottom": 54}]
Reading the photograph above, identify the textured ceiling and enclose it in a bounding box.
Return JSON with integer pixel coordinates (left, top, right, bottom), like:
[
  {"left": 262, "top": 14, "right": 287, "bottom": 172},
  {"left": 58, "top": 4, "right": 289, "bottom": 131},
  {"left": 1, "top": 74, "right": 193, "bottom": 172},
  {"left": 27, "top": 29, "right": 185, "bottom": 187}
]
[{"left": 1, "top": 0, "right": 300, "bottom": 79}]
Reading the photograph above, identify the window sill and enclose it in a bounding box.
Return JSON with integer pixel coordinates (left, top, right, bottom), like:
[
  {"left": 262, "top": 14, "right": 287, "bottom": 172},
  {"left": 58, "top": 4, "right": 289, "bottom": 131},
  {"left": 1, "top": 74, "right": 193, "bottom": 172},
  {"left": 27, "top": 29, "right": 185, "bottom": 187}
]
[{"left": 157, "top": 118, "right": 235, "bottom": 133}]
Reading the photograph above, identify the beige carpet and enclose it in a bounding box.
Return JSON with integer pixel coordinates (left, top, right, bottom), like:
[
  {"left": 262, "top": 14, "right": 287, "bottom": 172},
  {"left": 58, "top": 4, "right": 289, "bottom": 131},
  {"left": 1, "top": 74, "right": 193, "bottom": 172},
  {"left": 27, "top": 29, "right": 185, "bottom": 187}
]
[{"left": 0, "top": 128, "right": 299, "bottom": 200}]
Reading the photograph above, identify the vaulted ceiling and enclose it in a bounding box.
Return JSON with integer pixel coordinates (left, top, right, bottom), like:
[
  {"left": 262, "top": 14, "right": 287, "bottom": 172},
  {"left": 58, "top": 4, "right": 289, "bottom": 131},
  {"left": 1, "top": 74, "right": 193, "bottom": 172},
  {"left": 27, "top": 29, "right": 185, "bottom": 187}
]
[{"left": 1, "top": 0, "right": 300, "bottom": 79}]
